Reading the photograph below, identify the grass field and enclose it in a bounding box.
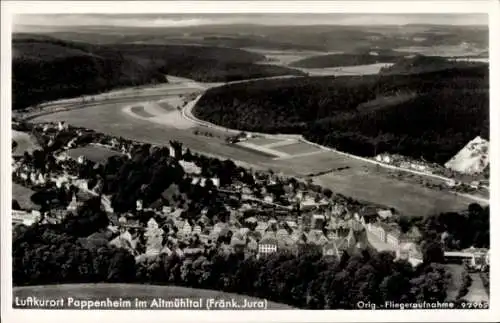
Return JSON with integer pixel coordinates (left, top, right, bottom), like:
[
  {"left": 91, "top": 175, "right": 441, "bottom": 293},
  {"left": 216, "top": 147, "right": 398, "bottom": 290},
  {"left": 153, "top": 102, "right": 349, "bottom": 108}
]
[
  {"left": 272, "top": 142, "right": 322, "bottom": 155},
  {"left": 244, "top": 137, "right": 285, "bottom": 146},
  {"left": 12, "top": 130, "right": 40, "bottom": 157},
  {"left": 13, "top": 284, "right": 294, "bottom": 309},
  {"left": 130, "top": 106, "right": 155, "bottom": 118},
  {"left": 67, "top": 145, "right": 122, "bottom": 163},
  {"left": 12, "top": 183, "right": 38, "bottom": 210}
]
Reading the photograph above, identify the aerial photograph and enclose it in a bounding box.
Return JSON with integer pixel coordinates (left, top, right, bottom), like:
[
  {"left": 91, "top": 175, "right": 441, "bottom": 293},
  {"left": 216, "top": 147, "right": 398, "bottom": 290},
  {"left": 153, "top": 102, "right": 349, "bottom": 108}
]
[{"left": 10, "top": 12, "right": 490, "bottom": 310}]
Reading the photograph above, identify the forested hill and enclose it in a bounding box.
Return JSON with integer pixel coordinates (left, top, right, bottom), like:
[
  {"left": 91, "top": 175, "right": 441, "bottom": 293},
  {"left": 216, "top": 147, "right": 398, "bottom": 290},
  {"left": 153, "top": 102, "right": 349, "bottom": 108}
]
[
  {"left": 379, "top": 55, "right": 487, "bottom": 75},
  {"left": 194, "top": 64, "right": 489, "bottom": 164},
  {"left": 12, "top": 35, "right": 305, "bottom": 110},
  {"left": 289, "top": 50, "right": 406, "bottom": 68}
]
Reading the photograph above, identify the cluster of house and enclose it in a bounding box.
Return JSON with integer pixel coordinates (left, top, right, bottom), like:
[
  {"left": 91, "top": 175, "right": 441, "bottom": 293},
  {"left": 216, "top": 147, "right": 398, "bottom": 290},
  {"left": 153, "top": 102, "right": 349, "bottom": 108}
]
[
  {"left": 14, "top": 121, "right": 433, "bottom": 267},
  {"left": 104, "top": 201, "right": 368, "bottom": 263},
  {"left": 375, "top": 153, "right": 434, "bottom": 174}
]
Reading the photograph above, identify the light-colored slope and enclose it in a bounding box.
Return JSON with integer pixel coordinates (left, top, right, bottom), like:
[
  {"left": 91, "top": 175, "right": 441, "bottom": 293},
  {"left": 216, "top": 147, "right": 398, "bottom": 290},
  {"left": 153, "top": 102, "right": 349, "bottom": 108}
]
[{"left": 445, "top": 136, "right": 489, "bottom": 174}]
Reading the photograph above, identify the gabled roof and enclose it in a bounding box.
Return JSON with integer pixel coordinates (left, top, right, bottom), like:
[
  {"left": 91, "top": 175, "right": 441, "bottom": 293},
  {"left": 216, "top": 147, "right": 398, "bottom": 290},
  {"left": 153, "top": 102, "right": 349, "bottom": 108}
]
[{"left": 260, "top": 237, "right": 279, "bottom": 245}]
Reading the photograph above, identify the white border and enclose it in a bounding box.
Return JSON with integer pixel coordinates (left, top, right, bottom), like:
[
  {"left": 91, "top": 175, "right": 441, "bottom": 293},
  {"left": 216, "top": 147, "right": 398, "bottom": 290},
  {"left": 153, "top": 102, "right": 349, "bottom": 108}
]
[{"left": 1, "top": 1, "right": 499, "bottom": 322}]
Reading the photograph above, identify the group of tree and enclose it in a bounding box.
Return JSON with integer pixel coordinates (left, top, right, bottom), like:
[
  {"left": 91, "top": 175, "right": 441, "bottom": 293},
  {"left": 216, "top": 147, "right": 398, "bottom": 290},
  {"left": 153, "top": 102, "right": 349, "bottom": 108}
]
[
  {"left": 194, "top": 59, "right": 488, "bottom": 164},
  {"left": 12, "top": 197, "right": 136, "bottom": 286},
  {"left": 12, "top": 34, "right": 303, "bottom": 110},
  {"left": 397, "top": 203, "right": 489, "bottom": 252}
]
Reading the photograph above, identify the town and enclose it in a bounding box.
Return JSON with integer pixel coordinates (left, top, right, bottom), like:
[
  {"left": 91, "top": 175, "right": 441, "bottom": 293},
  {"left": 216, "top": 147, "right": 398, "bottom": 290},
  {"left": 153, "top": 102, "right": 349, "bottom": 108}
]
[{"left": 12, "top": 120, "right": 489, "bottom": 273}]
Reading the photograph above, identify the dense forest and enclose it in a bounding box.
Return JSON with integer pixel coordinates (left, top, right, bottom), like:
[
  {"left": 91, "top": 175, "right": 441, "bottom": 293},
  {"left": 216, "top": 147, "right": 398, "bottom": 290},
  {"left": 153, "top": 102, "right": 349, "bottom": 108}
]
[
  {"left": 194, "top": 60, "right": 489, "bottom": 164},
  {"left": 12, "top": 35, "right": 304, "bottom": 110}
]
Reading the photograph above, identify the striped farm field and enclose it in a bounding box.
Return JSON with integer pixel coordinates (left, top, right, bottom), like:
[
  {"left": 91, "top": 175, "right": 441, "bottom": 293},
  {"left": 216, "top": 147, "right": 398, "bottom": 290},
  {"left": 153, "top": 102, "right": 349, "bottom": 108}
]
[
  {"left": 244, "top": 137, "right": 285, "bottom": 146},
  {"left": 272, "top": 142, "right": 322, "bottom": 155},
  {"left": 130, "top": 106, "right": 156, "bottom": 118}
]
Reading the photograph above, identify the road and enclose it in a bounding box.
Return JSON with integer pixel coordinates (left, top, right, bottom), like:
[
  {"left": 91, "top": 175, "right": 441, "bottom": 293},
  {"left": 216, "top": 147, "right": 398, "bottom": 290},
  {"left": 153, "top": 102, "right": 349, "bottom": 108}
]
[{"left": 182, "top": 92, "right": 488, "bottom": 205}]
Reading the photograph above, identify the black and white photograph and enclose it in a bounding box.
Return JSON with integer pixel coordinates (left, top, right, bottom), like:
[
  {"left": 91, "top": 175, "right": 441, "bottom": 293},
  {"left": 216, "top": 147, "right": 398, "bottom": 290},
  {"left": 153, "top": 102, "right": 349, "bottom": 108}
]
[{"left": 1, "top": 1, "right": 498, "bottom": 322}]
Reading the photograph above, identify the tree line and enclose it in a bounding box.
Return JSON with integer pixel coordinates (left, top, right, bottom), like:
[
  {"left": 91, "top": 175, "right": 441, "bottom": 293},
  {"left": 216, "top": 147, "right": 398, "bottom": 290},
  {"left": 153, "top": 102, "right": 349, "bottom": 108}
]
[
  {"left": 12, "top": 36, "right": 304, "bottom": 110},
  {"left": 194, "top": 63, "right": 488, "bottom": 164}
]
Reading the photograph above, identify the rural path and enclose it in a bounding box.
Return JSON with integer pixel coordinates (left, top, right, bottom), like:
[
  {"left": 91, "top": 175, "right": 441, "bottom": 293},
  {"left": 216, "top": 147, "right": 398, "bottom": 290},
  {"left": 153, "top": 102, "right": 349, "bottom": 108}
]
[{"left": 464, "top": 273, "right": 489, "bottom": 303}]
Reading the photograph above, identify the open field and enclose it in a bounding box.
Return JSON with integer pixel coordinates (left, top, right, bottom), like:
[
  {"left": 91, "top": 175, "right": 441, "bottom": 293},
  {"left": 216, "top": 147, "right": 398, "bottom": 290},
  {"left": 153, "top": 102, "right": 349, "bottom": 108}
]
[
  {"left": 157, "top": 101, "right": 178, "bottom": 112},
  {"left": 13, "top": 284, "right": 293, "bottom": 309},
  {"left": 12, "top": 183, "right": 38, "bottom": 210},
  {"left": 130, "top": 106, "right": 156, "bottom": 118},
  {"left": 67, "top": 145, "right": 123, "bottom": 163},
  {"left": 12, "top": 130, "right": 40, "bottom": 157},
  {"left": 272, "top": 141, "right": 322, "bottom": 155},
  {"left": 244, "top": 137, "right": 285, "bottom": 146},
  {"left": 123, "top": 102, "right": 195, "bottom": 130}
]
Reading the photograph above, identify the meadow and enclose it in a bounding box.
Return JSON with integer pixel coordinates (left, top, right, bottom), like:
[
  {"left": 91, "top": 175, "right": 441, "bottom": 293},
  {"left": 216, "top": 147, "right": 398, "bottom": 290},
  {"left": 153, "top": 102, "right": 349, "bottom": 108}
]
[
  {"left": 12, "top": 130, "right": 40, "bottom": 157},
  {"left": 67, "top": 145, "right": 123, "bottom": 163}
]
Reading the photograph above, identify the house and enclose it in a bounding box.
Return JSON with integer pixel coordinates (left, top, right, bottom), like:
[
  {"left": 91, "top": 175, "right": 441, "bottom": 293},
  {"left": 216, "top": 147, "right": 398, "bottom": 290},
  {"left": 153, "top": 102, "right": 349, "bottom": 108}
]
[
  {"left": 211, "top": 222, "right": 229, "bottom": 239},
  {"left": 136, "top": 200, "right": 143, "bottom": 211},
  {"left": 66, "top": 194, "right": 80, "bottom": 213},
  {"left": 246, "top": 238, "right": 259, "bottom": 254},
  {"left": 258, "top": 237, "right": 279, "bottom": 257},
  {"left": 322, "top": 241, "right": 340, "bottom": 259},
  {"left": 230, "top": 234, "right": 247, "bottom": 253},
  {"left": 368, "top": 222, "right": 387, "bottom": 242},
  {"left": 239, "top": 227, "right": 250, "bottom": 237},
  {"left": 377, "top": 209, "right": 393, "bottom": 220},
  {"left": 192, "top": 225, "right": 202, "bottom": 235},
  {"left": 400, "top": 226, "right": 422, "bottom": 243},
  {"left": 255, "top": 221, "right": 268, "bottom": 235},
  {"left": 181, "top": 221, "right": 193, "bottom": 237},
  {"left": 347, "top": 218, "right": 364, "bottom": 232},
  {"left": 311, "top": 214, "right": 326, "bottom": 230},
  {"left": 331, "top": 204, "right": 345, "bottom": 216},
  {"left": 264, "top": 195, "right": 274, "bottom": 204},
  {"left": 179, "top": 160, "right": 202, "bottom": 175},
  {"left": 308, "top": 230, "right": 329, "bottom": 246},
  {"left": 285, "top": 220, "right": 298, "bottom": 231},
  {"left": 397, "top": 242, "right": 423, "bottom": 267},
  {"left": 386, "top": 228, "right": 402, "bottom": 249},
  {"left": 183, "top": 247, "right": 205, "bottom": 258}
]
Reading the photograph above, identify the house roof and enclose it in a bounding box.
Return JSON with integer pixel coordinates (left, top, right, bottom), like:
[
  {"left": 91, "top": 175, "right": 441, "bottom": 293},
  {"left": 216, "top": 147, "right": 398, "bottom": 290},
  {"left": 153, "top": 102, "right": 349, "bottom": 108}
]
[
  {"left": 377, "top": 210, "right": 393, "bottom": 219},
  {"left": 260, "top": 237, "right": 279, "bottom": 245},
  {"left": 262, "top": 231, "right": 277, "bottom": 240}
]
